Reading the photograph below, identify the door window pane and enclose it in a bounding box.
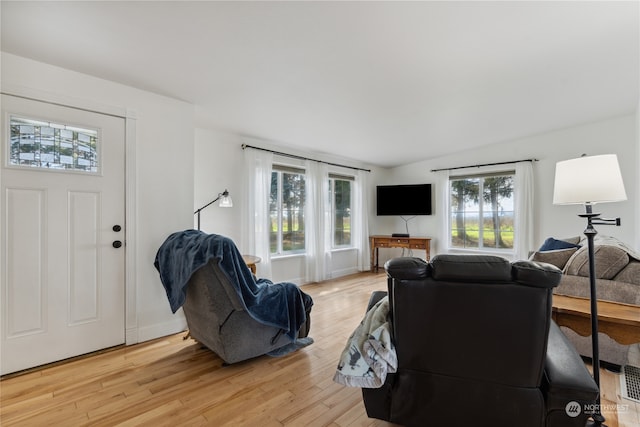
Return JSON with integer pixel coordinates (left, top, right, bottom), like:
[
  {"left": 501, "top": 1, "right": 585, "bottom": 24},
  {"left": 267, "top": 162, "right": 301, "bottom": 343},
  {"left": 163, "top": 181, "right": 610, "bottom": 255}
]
[{"left": 9, "top": 116, "right": 99, "bottom": 173}]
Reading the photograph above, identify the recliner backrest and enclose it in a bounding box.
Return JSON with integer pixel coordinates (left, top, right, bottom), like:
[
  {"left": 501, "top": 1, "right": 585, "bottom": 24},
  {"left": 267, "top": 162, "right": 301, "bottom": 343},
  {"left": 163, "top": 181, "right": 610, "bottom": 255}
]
[{"left": 386, "top": 255, "right": 562, "bottom": 388}]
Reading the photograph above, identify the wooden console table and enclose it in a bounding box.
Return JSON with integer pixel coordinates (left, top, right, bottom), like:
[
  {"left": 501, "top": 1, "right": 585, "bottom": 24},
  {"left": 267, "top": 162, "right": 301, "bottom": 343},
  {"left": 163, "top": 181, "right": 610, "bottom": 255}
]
[
  {"left": 552, "top": 294, "right": 640, "bottom": 345},
  {"left": 370, "top": 235, "right": 431, "bottom": 272}
]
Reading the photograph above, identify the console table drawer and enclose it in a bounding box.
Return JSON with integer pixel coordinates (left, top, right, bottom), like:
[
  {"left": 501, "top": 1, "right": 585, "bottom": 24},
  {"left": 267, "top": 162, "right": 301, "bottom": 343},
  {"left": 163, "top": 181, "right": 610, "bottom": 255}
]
[
  {"left": 370, "top": 235, "right": 431, "bottom": 272},
  {"left": 374, "top": 238, "right": 391, "bottom": 247},
  {"left": 392, "top": 239, "right": 410, "bottom": 245}
]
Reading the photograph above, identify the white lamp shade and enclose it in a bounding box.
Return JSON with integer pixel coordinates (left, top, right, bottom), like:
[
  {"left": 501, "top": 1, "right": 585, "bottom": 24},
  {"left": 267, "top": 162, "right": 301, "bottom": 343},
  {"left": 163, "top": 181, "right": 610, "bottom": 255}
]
[
  {"left": 219, "top": 194, "right": 233, "bottom": 207},
  {"left": 553, "top": 154, "right": 627, "bottom": 205}
]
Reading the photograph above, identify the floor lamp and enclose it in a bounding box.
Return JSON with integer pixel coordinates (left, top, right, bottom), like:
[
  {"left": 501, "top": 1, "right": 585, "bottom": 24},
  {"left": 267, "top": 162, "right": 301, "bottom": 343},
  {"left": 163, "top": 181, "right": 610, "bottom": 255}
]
[
  {"left": 553, "top": 154, "right": 627, "bottom": 427},
  {"left": 194, "top": 189, "right": 233, "bottom": 230}
]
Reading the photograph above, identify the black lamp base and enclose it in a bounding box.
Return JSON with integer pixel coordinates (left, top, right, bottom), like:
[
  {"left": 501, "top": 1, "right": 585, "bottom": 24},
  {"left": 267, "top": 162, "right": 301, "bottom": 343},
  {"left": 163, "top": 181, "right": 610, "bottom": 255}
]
[{"left": 586, "top": 414, "right": 607, "bottom": 427}]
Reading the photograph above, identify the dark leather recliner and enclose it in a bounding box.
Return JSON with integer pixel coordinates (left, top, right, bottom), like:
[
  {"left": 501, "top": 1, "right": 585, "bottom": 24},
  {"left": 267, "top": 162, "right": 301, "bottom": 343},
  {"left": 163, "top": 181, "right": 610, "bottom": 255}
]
[{"left": 362, "top": 254, "right": 599, "bottom": 427}]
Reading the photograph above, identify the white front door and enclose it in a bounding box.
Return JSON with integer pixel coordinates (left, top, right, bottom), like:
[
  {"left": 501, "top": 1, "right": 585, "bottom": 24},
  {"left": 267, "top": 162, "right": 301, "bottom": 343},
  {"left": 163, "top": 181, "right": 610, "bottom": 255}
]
[{"left": 1, "top": 94, "right": 125, "bottom": 375}]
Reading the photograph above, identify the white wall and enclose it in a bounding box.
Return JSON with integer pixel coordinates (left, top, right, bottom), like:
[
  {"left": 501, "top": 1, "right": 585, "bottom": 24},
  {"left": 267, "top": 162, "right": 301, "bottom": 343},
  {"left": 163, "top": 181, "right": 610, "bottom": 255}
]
[
  {"left": 194, "top": 130, "right": 385, "bottom": 283},
  {"left": 376, "top": 114, "right": 638, "bottom": 265},
  {"left": 194, "top": 128, "right": 244, "bottom": 242},
  {"left": 1, "top": 53, "right": 195, "bottom": 343}
]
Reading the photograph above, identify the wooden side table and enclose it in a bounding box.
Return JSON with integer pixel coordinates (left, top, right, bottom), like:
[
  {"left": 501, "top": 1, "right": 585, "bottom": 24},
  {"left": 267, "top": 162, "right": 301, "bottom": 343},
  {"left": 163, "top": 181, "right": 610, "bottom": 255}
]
[
  {"left": 242, "top": 255, "right": 261, "bottom": 274},
  {"left": 370, "top": 235, "right": 431, "bottom": 272}
]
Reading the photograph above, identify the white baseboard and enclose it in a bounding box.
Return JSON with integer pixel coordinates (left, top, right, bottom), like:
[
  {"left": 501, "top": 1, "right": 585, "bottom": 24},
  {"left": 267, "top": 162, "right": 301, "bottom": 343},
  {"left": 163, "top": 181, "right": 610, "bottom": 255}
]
[{"left": 136, "top": 317, "right": 188, "bottom": 343}]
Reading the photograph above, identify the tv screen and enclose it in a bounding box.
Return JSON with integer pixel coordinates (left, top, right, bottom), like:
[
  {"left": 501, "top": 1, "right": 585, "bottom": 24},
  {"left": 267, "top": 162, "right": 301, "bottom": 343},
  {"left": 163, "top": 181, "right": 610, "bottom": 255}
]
[{"left": 376, "top": 184, "right": 432, "bottom": 216}]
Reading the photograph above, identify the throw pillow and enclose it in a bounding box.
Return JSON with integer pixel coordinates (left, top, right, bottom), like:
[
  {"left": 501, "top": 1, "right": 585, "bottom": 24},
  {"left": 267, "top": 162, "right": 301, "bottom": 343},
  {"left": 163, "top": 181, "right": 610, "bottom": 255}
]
[
  {"left": 538, "top": 237, "right": 581, "bottom": 251},
  {"left": 565, "top": 245, "right": 629, "bottom": 279},
  {"left": 530, "top": 248, "right": 578, "bottom": 270}
]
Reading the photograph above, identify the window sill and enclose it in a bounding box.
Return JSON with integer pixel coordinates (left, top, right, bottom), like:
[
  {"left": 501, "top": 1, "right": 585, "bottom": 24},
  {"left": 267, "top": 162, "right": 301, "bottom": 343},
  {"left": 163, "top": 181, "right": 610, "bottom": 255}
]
[
  {"left": 270, "top": 247, "right": 356, "bottom": 260},
  {"left": 271, "top": 252, "right": 305, "bottom": 261},
  {"left": 331, "top": 246, "right": 357, "bottom": 253},
  {"left": 448, "top": 247, "right": 515, "bottom": 257}
]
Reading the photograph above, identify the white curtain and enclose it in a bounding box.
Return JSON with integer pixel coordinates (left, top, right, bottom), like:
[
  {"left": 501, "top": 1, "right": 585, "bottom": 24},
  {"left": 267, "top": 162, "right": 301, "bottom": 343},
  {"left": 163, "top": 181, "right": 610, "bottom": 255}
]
[
  {"left": 353, "top": 169, "right": 370, "bottom": 271},
  {"left": 304, "top": 161, "right": 331, "bottom": 283},
  {"left": 436, "top": 169, "right": 451, "bottom": 255},
  {"left": 514, "top": 161, "right": 534, "bottom": 260},
  {"left": 242, "top": 148, "right": 273, "bottom": 278}
]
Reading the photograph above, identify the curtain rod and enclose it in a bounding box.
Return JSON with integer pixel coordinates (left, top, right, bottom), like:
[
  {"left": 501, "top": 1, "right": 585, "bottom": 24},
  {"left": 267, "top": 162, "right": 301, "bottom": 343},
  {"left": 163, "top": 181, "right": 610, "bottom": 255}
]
[
  {"left": 241, "top": 144, "right": 371, "bottom": 173},
  {"left": 430, "top": 158, "right": 538, "bottom": 173}
]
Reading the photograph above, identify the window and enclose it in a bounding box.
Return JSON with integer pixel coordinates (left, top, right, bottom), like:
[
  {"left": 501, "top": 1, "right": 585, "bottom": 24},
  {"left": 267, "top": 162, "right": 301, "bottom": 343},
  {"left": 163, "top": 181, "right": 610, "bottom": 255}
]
[
  {"left": 270, "top": 166, "right": 306, "bottom": 255},
  {"left": 9, "top": 116, "right": 99, "bottom": 173},
  {"left": 449, "top": 172, "right": 515, "bottom": 250},
  {"left": 330, "top": 175, "right": 353, "bottom": 248}
]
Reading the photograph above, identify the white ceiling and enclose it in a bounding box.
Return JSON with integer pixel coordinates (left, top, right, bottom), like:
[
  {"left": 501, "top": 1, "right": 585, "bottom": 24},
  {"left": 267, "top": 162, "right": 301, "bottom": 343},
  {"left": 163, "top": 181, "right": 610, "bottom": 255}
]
[{"left": 1, "top": 1, "right": 638, "bottom": 168}]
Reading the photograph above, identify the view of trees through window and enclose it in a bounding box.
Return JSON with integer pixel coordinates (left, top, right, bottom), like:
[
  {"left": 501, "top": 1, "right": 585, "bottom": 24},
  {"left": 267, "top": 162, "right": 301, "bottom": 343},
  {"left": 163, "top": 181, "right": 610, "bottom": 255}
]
[
  {"left": 270, "top": 169, "right": 305, "bottom": 254},
  {"left": 331, "top": 178, "right": 352, "bottom": 247},
  {"left": 450, "top": 173, "right": 515, "bottom": 250},
  {"left": 269, "top": 168, "right": 356, "bottom": 255}
]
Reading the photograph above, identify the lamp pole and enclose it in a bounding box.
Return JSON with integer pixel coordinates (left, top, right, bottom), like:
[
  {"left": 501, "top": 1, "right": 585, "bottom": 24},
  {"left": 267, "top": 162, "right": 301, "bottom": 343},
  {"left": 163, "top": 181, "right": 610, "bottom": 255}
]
[
  {"left": 579, "top": 204, "right": 622, "bottom": 427},
  {"left": 580, "top": 208, "right": 605, "bottom": 427}
]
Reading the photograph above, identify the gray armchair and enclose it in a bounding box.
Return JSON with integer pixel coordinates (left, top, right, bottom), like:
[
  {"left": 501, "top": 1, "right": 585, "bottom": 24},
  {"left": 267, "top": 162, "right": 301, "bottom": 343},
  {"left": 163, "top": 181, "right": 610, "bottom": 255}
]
[
  {"left": 183, "top": 258, "right": 311, "bottom": 364},
  {"left": 155, "top": 230, "right": 313, "bottom": 365}
]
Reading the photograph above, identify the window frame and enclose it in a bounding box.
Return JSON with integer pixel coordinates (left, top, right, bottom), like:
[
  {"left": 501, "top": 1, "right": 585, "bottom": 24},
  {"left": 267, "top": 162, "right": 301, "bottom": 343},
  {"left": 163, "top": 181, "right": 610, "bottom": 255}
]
[
  {"left": 448, "top": 170, "right": 515, "bottom": 253},
  {"left": 329, "top": 173, "right": 355, "bottom": 249},
  {"left": 270, "top": 164, "right": 306, "bottom": 256}
]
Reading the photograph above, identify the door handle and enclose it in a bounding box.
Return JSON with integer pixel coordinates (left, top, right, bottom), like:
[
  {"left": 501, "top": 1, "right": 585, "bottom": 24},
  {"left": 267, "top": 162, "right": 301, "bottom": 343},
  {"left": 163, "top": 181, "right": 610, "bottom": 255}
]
[
  {"left": 112, "top": 240, "right": 123, "bottom": 249},
  {"left": 113, "top": 225, "right": 122, "bottom": 232}
]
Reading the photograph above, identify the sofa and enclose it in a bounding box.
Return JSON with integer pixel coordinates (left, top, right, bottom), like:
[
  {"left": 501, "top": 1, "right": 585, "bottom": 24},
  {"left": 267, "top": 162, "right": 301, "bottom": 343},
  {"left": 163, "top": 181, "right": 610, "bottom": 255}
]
[
  {"left": 361, "top": 255, "right": 599, "bottom": 427},
  {"left": 530, "top": 235, "right": 640, "bottom": 368}
]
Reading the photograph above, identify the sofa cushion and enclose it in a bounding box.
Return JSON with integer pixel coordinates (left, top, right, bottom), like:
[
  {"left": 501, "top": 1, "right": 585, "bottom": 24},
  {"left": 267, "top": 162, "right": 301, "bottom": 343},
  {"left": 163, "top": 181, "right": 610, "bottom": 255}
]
[
  {"left": 530, "top": 248, "right": 578, "bottom": 269},
  {"left": 613, "top": 261, "right": 640, "bottom": 286},
  {"left": 539, "top": 237, "right": 581, "bottom": 251},
  {"left": 565, "top": 245, "right": 629, "bottom": 280}
]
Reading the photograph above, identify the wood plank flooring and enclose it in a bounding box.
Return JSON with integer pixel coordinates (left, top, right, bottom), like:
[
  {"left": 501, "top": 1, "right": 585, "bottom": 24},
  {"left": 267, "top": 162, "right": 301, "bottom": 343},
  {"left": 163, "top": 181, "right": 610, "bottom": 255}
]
[{"left": 1, "top": 272, "right": 638, "bottom": 426}]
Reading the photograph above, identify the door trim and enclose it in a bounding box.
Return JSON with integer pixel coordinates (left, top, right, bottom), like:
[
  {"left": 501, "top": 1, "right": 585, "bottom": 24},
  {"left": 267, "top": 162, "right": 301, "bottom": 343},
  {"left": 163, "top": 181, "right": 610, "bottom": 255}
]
[{"left": 1, "top": 86, "right": 139, "bottom": 345}]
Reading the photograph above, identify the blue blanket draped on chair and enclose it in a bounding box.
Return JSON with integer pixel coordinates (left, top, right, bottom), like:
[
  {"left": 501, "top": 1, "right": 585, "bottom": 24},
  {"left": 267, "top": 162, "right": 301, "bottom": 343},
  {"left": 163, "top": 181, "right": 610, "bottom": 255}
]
[{"left": 154, "top": 230, "right": 313, "bottom": 340}]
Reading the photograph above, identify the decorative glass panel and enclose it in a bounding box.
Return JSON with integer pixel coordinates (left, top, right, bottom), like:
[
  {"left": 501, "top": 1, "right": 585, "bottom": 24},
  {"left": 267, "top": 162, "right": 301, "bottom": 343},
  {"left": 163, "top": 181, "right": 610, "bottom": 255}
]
[{"left": 9, "top": 116, "right": 99, "bottom": 173}]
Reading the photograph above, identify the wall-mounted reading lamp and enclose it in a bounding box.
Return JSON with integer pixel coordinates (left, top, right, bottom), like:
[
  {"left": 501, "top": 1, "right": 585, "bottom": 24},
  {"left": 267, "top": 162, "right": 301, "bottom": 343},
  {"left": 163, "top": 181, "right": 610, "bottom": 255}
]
[{"left": 194, "top": 189, "right": 233, "bottom": 231}]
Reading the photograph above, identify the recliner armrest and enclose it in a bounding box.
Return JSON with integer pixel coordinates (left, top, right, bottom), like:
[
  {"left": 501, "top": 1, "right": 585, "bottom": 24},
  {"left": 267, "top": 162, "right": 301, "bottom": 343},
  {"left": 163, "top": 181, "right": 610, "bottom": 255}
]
[
  {"left": 543, "top": 321, "right": 599, "bottom": 427},
  {"left": 512, "top": 260, "right": 562, "bottom": 288},
  {"left": 544, "top": 321, "right": 599, "bottom": 401}
]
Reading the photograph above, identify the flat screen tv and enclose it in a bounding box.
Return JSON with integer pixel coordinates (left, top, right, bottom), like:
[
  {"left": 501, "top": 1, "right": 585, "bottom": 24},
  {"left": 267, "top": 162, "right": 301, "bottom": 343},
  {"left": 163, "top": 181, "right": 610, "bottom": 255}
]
[{"left": 376, "top": 184, "right": 432, "bottom": 216}]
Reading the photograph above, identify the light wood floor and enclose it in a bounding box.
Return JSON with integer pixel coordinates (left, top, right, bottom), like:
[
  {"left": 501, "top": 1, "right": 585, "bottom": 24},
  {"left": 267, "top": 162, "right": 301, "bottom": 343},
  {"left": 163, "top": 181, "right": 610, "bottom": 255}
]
[{"left": 1, "top": 272, "right": 638, "bottom": 426}]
